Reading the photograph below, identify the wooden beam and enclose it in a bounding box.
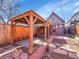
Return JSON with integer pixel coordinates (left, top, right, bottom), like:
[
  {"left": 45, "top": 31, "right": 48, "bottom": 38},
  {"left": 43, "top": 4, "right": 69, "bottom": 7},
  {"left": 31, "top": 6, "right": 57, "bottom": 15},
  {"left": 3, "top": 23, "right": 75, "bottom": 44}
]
[
  {"left": 8, "top": 10, "right": 46, "bottom": 25},
  {"left": 24, "top": 17, "right": 30, "bottom": 24},
  {"left": 33, "top": 18, "right": 37, "bottom": 24},
  {"left": 10, "top": 13, "right": 31, "bottom": 22},
  {"left": 29, "top": 15, "right": 33, "bottom": 53},
  {"left": 31, "top": 13, "right": 46, "bottom": 23}
]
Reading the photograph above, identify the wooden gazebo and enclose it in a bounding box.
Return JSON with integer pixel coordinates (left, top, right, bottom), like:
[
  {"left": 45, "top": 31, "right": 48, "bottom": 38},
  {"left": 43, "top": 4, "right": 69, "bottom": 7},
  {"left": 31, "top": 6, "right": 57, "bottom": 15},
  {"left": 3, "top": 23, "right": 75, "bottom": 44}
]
[{"left": 8, "top": 10, "right": 50, "bottom": 53}]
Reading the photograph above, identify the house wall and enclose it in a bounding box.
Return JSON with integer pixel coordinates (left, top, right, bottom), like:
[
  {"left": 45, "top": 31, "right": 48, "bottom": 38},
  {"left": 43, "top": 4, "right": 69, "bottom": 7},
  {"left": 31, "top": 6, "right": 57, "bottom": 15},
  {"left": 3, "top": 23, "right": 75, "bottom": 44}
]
[
  {"left": 48, "top": 14, "right": 65, "bottom": 35},
  {"left": 50, "top": 24, "right": 65, "bottom": 35},
  {"left": 67, "top": 12, "right": 79, "bottom": 36}
]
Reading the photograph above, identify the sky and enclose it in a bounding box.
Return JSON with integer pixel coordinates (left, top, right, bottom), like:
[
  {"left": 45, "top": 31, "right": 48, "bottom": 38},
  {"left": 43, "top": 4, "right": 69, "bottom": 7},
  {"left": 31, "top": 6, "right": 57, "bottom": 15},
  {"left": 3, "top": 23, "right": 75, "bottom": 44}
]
[{"left": 17, "top": 0, "right": 79, "bottom": 22}]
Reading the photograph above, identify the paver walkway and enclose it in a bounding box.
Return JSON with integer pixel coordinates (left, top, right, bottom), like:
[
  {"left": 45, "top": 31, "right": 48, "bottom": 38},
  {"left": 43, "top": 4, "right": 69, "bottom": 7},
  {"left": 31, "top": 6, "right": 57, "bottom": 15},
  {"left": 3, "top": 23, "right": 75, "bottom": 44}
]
[
  {"left": 42, "top": 35, "right": 79, "bottom": 59},
  {"left": 28, "top": 35, "right": 63, "bottom": 59},
  {"left": 28, "top": 45, "right": 47, "bottom": 59},
  {"left": 28, "top": 35, "right": 54, "bottom": 59}
]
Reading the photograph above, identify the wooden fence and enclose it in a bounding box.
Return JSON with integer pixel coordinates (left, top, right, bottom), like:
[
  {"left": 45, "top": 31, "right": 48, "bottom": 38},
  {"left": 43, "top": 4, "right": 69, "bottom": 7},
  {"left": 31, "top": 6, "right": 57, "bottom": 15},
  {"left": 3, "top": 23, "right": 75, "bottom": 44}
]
[
  {"left": 76, "top": 24, "right": 79, "bottom": 36},
  {"left": 0, "top": 23, "right": 36, "bottom": 45}
]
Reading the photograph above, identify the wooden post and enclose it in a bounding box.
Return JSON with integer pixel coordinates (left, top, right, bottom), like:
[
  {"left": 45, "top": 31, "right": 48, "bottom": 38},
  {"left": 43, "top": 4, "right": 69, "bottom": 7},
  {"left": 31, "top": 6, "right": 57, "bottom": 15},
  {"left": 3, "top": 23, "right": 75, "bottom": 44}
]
[
  {"left": 10, "top": 22, "right": 14, "bottom": 43},
  {"left": 29, "top": 15, "right": 33, "bottom": 53},
  {"left": 48, "top": 26, "right": 50, "bottom": 38},
  {"left": 45, "top": 26, "right": 47, "bottom": 40},
  {"left": 50, "top": 26, "right": 52, "bottom": 35}
]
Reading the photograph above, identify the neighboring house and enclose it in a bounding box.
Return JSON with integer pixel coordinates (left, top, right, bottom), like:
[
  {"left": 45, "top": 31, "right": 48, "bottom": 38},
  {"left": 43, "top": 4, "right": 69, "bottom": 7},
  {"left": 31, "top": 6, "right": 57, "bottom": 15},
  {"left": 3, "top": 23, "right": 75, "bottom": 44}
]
[
  {"left": 66, "top": 11, "right": 79, "bottom": 36},
  {"left": 47, "top": 12, "right": 65, "bottom": 35}
]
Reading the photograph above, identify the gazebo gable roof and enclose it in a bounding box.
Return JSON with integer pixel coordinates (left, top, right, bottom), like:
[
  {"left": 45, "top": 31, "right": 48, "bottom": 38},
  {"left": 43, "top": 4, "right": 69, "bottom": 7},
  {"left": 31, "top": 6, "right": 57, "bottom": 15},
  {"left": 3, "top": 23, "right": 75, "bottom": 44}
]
[{"left": 8, "top": 10, "right": 46, "bottom": 24}]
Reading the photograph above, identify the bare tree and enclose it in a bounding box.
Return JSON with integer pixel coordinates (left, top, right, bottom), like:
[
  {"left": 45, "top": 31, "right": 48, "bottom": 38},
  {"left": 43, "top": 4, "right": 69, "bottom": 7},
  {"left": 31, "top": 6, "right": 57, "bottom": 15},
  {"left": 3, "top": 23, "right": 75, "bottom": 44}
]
[{"left": 0, "top": 0, "right": 20, "bottom": 22}]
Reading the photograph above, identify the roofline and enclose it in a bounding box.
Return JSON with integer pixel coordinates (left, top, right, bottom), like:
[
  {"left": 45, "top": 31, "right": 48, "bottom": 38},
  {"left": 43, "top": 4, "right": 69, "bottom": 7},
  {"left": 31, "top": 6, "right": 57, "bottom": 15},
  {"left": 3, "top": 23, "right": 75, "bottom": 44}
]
[
  {"left": 7, "top": 9, "right": 47, "bottom": 23},
  {"left": 47, "top": 12, "right": 65, "bottom": 23},
  {"left": 67, "top": 11, "right": 79, "bottom": 23}
]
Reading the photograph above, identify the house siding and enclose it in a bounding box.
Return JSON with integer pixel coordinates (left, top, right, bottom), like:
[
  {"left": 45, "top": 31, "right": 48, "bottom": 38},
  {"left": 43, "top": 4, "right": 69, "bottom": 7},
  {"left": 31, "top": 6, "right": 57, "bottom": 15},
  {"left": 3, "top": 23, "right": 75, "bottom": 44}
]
[
  {"left": 47, "top": 12, "right": 65, "bottom": 35},
  {"left": 66, "top": 11, "right": 79, "bottom": 36}
]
